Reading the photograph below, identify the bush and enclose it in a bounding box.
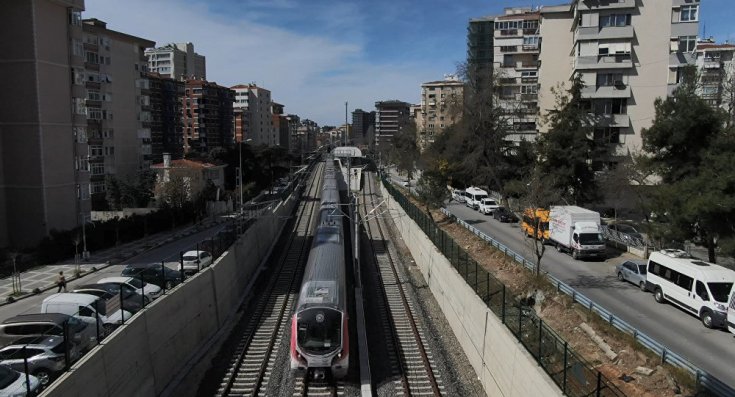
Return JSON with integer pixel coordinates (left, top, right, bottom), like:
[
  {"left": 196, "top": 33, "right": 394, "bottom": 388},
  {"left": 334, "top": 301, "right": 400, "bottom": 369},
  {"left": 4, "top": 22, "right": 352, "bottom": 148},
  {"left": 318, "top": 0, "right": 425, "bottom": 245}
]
[{"left": 32, "top": 288, "right": 41, "bottom": 295}]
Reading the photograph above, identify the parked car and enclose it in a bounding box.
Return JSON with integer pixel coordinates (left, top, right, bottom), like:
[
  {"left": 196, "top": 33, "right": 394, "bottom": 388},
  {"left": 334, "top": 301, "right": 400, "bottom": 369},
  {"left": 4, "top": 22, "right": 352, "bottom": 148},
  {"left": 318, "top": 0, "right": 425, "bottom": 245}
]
[
  {"left": 120, "top": 263, "right": 181, "bottom": 290},
  {"left": 607, "top": 223, "right": 645, "bottom": 245},
  {"left": 0, "top": 365, "right": 40, "bottom": 396},
  {"left": 0, "top": 314, "right": 96, "bottom": 353},
  {"left": 96, "top": 277, "right": 161, "bottom": 302},
  {"left": 616, "top": 260, "right": 647, "bottom": 290},
  {"left": 493, "top": 207, "right": 518, "bottom": 223},
  {"left": 0, "top": 336, "right": 79, "bottom": 386},
  {"left": 181, "top": 251, "right": 213, "bottom": 275},
  {"left": 73, "top": 284, "right": 144, "bottom": 314},
  {"left": 478, "top": 198, "right": 500, "bottom": 215},
  {"left": 451, "top": 189, "right": 465, "bottom": 203}
]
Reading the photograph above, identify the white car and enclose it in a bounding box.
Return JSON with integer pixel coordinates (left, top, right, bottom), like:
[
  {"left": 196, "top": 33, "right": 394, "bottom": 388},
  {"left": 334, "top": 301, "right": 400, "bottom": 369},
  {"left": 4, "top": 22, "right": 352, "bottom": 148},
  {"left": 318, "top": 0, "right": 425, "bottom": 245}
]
[
  {"left": 182, "top": 250, "right": 213, "bottom": 275},
  {"left": 451, "top": 189, "right": 465, "bottom": 203},
  {"left": 0, "top": 365, "right": 40, "bottom": 396},
  {"left": 97, "top": 277, "right": 162, "bottom": 302},
  {"left": 478, "top": 198, "right": 500, "bottom": 215}
]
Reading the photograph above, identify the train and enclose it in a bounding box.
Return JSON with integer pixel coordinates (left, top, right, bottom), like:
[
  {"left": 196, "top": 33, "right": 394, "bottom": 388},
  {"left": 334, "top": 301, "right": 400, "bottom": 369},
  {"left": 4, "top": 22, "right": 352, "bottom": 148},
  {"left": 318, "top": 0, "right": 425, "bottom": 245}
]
[{"left": 290, "top": 159, "right": 349, "bottom": 378}]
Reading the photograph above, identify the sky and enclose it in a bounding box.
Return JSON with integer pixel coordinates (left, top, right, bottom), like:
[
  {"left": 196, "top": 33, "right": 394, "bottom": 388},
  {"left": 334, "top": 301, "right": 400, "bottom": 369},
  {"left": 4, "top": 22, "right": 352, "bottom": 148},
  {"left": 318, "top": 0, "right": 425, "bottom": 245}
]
[{"left": 85, "top": 0, "right": 735, "bottom": 126}]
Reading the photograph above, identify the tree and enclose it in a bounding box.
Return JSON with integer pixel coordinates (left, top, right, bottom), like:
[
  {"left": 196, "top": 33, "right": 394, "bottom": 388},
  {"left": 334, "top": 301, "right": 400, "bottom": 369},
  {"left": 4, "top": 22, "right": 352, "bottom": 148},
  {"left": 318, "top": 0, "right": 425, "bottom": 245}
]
[
  {"left": 390, "top": 120, "right": 420, "bottom": 181},
  {"left": 415, "top": 169, "right": 450, "bottom": 222},
  {"left": 537, "top": 75, "right": 600, "bottom": 205},
  {"left": 641, "top": 65, "right": 734, "bottom": 262},
  {"left": 519, "top": 167, "right": 562, "bottom": 276}
]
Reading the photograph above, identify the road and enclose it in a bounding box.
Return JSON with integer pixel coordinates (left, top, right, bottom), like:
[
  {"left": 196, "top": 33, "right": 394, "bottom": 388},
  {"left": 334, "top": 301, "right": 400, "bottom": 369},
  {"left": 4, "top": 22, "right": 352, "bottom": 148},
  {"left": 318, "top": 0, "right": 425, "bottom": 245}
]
[
  {"left": 0, "top": 223, "right": 228, "bottom": 321},
  {"left": 445, "top": 201, "right": 735, "bottom": 388}
]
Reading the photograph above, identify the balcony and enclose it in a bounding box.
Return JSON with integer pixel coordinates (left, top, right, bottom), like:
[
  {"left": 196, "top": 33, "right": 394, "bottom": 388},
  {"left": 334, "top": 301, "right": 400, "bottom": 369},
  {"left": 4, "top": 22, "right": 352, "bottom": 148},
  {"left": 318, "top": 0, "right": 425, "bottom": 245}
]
[
  {"left": 576, "top": 0, "right": 635, "bottom": 11},
  {"left": 581, "top": 84, "right": 631, "bottom": 99},
  {"left": 703, "top": 61, "right": 722, "bottom": 69},
  {"left": 575, "top": 25, "right": 634, "bottom": 41},
  {"left": 575, "top": 54, "right": 632, "bottom": 70},
  {"left": 591, "top": 113, "right": 630, "bottom": 128}
]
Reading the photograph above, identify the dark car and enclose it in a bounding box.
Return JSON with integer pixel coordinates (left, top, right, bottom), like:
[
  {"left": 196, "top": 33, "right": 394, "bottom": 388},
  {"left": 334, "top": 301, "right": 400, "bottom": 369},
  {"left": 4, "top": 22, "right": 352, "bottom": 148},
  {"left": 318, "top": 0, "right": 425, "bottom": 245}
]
[
  {"left": 493, "top": 207, "right": 518, "bottom": 223},
  {"left": 121, "top": 263, "right": 181, "bottom": 290},
  {"left": 73, "top": 283, "right": 144, "bottom": 314},
  {"left": 607, "top": 223, "right": 645, "bottom": 246}
]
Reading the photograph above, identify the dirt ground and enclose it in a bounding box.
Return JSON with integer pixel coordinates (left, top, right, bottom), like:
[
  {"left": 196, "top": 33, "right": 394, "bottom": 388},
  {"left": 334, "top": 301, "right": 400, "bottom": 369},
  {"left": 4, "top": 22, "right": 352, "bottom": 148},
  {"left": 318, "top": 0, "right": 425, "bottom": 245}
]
[{"left": 402, "top": 192, "right": 696, "bottom": 397}]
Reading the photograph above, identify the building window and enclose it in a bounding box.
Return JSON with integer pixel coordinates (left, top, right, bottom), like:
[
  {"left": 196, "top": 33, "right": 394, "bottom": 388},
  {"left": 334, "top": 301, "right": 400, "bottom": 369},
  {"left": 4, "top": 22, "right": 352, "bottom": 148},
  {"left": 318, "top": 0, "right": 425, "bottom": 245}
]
[
  {"left": 73, "top": 98, "right": 87, "bottom": 115},
  {"left": 678, "top": 36, "right": 697, "bottom": 52},
  {"left": 523, "top": 36, "right": 539, "bottom": 48},
  {"left": 85, "top": 51, "right": 99, "bottom": 65},
  {"left": 680, "top": 5, "right": 698, "bottom": 22},
  {"left": 594, "top": 99, "right": 627, "bottom": 115},
  {"left": 593, "top": 128, "right": 621, "bottom": 144},
  {"left": 596, "top": 73, "right": 624, "bottom": 87},
  {"left": 71, "top": 39, "right": 84, "bottom": 57},
  {"left": 77, "top": 184, "right": 90, "bottom": 200},
  {"left": 88, "top": 108, "right": 102, "bottom": 120},
  {"left": 91, "top": 181, "right": 106, "bottom": 194},
  {"left": 69, "top": 10, "right": 82, "bottom": 26},
  {"left": 90, "top": 163, "right": 105, "bottom": 175},
  {"left": 74, "top": 127, "right": 87, "bottom": 143},
  {"left": 72, "top": 68, "right": 85, "bottom": 85},
  {"left": 90, "top": 145, "right": 103, "bottom": 157},
  {"left": 521, "top": 85, "right": 538, "bottom": 94},
  {"left": 600, "top": 14, "right": 631, "bottom": 27},
  {"left": 87, "top": 90, "right": 101, "bottom": 101}
]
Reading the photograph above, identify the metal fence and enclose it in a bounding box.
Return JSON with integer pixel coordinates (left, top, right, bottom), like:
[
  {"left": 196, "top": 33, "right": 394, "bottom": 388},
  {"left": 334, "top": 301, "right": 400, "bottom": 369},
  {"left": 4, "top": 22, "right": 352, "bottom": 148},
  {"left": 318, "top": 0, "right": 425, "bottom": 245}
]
[
  {"left": 421, "top": 195, "right": 735, "bottom": 397},
  {"left": 381, "top": 177, "right": 625, "bottom": 397}
]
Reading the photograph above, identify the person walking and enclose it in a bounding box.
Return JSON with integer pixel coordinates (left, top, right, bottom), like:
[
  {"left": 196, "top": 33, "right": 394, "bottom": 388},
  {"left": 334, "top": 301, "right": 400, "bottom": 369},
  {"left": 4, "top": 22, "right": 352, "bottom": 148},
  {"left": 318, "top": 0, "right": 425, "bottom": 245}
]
[{"left": 56, "top": 271, "right": 67, "bottom": 292}]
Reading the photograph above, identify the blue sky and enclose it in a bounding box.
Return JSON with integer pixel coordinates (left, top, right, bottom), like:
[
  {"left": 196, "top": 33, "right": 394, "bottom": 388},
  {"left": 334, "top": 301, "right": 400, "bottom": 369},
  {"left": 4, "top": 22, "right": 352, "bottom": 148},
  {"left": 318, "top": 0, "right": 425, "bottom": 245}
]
[{"left": 86, "top": 0, "right": 734, "bottom": 126}]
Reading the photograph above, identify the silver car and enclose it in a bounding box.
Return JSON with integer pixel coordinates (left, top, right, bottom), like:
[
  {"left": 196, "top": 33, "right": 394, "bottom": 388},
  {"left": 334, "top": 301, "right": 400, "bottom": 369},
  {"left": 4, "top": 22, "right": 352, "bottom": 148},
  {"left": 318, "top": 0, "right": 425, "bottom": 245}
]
[
  {"left": 0, "top": 336, "right": 79, "bottom": 386},
  {"left": 0, "top": 365, "right": 40, "bottom": 396},
  {"left": 616, "top": 260, "right": 647, "bottom": 290}
]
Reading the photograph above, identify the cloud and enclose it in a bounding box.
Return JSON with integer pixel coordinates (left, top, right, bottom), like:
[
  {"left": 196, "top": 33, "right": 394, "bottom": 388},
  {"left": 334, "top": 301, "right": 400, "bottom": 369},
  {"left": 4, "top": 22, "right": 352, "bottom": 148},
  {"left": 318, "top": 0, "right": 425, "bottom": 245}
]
[{"left": 84, "top": 0, "right": 434, "bottom": 125}]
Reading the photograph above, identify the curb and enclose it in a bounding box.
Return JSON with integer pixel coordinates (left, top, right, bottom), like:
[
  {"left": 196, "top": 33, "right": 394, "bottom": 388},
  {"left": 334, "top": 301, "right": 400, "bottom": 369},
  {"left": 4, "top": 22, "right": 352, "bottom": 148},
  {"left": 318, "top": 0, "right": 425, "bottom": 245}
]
[{"left": 0, "top": 219, "right": 229, "bottom": 307}]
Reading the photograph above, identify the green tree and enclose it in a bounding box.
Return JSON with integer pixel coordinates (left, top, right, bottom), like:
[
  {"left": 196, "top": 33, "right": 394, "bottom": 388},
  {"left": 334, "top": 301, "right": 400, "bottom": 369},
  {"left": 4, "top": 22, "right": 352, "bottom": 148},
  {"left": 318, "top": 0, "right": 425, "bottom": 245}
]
[
  {"left": 537, "top": 75, "right": 599, "bottom": 205},
  {"left": 390, "top": 120, "right": 420, "bottom": 181},
  {"left": 641, "top": 66, "right": 734, "bottom": 262},
  {"left": 415, "top": 169, "right": 450, "bottom": 222}
]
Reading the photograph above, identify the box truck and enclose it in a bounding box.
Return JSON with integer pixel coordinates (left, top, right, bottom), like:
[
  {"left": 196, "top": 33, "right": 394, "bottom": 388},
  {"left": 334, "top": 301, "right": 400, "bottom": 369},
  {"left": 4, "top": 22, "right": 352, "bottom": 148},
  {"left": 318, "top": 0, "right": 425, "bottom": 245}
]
[{"left": 549, "top": 206, "right": 606, "bottom": 260}]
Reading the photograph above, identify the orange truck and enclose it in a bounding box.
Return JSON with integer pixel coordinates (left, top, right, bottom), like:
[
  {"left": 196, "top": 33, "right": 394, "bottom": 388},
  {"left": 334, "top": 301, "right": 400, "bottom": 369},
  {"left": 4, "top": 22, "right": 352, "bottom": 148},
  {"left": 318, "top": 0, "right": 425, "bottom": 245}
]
[{"left": 521, "top": 208, "right": 550, "bottom": 241}]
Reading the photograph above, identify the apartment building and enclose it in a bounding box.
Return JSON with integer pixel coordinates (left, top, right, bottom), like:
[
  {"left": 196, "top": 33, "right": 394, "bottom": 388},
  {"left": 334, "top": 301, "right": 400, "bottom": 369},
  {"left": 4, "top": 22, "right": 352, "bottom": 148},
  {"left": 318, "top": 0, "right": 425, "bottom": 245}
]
[
  {"left": 537, "top": 0, "right": 700, "bottom": 164},
  {"left": 145, "top": 42, "right": 206, "bottom": 80},
  {"left": 0, "top": 0, "right": 86, "bottom": 247},
  {"left": 418, "top": 78, "right": 465, "bottom": 149},
  {"left": 467, "top": 16, "right": 495, "bottom": 84},
  {"left": 231, "top": 84, "right": 275, "bottom": 146},
  {"left": 81, "top": 19, "right": 155, "bottom": 211},
  {"left": 375, "top": 100, "right": 411, "bottom": 147},
  {"left": 351, "top": 109, "right": 376, "bottom": 146},
  {"left": 182, "top": 79, "right": 235, "bottom": 154},
  {"left": 147, "top": 72, "right": 184, "bottom": 162},
  {"left": 694, "top": 40, "right": 735, "bottom": 113},
  {"left": 272, "top": 102, "right": 290, "bottom": 151}
]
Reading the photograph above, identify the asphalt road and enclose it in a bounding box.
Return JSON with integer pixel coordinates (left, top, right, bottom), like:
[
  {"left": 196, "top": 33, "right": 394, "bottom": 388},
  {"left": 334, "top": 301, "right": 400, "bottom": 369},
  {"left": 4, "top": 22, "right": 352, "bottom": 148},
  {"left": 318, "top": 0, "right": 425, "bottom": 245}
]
[
  {"left": 445, "top": 201, "right": 735, "bottom": 388},
  {"left": 0, "top": 223, "right": 228, "bottom": 321}
]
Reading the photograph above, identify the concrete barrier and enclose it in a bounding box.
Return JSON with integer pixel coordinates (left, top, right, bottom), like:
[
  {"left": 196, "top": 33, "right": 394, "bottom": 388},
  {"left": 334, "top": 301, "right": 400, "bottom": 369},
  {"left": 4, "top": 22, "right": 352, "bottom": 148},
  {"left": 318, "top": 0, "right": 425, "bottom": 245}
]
[
  {"left": 41, "top": 194, "right": 299, "bottom": 397},
  {"left": 380, "top": 183, "right": 561, "bottom": 397}
]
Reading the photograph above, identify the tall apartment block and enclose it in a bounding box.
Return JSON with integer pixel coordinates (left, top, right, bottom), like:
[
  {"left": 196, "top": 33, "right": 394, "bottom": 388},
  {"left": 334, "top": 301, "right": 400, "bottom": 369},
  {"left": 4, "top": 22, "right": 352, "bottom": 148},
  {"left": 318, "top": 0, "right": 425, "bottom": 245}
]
[
  {"left": 694, "top": 40, "right": 735, "bottom": 112},
  {"left": 0, "top": 0, "right": 85, "bottom": 247},
  {"left": 81, "top": 19, "right": 155, "bottom": 212},
  {"left": 182, "top": 79, "right": 235, "bottom": 155},
  {"left": 231, "top": 84, "right": 276, "bottom": 146},
  {"left": 467, "top": 16, "right": 495, "bottom": 85},
  {"left": 145, "top": 43, "right": 206, "bottom": 80},
  {"left": 537, "top": 0, "right": 700, "bottom": 163},
  {"left": 147, "top": 72, "right": 184, "bottom": 162},
  {"left": 351, "top": 109, "right": 376, "bottom": 146},
  {"left": 418, "top": 78, "right": 465, "bottom": 149},
  {"left": 374, "top": 100, "right": 411, "bottom": 147},
  {"left": 272, "top": 102, "right": 290, "bottom": 151}
]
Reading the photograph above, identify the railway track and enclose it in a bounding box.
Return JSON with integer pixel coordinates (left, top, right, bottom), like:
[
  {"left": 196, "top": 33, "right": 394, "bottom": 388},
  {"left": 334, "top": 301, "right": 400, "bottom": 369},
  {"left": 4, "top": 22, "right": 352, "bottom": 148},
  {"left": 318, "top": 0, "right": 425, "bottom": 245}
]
[
  {"left": 214, "top": 163, "right": 324, "bottom": 397},
  {"left": 361, "top": 171, "right": 444, "bottom": 396},
  {"left": 292, "top": 370, "right": 344, "bottom": 397}
]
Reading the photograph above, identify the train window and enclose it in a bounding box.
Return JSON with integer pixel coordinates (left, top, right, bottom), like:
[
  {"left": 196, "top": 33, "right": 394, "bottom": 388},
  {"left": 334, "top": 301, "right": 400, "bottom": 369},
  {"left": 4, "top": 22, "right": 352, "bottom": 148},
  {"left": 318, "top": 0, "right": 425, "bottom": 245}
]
[{"left": 297, "top": 308, "right": 342, "bottom": 354}]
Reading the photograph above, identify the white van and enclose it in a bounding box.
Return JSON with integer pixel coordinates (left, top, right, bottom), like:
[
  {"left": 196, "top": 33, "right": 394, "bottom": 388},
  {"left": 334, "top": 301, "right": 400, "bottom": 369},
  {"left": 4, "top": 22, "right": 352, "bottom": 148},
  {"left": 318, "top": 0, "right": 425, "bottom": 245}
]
[
  {"left": 41, "top": 293, "right": 131, "bottom": 334},
  {"left": 464, "top": 187, "right": 488, "bottom": 210},
  {"left": 646, "top": 250, "right": 735, "bottom": 329}
]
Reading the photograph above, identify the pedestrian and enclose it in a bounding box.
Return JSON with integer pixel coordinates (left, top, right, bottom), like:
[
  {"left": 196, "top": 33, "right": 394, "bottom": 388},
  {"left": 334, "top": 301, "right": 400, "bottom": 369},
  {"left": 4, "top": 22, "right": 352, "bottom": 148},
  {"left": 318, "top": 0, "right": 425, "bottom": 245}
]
[{"left": 56, "top": 271, "right": 67, "bottom": 292}]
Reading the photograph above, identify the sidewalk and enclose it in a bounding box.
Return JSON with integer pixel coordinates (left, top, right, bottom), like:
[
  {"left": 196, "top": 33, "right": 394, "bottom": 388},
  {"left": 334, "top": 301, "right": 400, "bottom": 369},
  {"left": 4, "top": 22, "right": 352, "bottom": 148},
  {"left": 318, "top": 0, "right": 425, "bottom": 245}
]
[{"left": 0, "top": 215, "right": 231, "bottom": 305}]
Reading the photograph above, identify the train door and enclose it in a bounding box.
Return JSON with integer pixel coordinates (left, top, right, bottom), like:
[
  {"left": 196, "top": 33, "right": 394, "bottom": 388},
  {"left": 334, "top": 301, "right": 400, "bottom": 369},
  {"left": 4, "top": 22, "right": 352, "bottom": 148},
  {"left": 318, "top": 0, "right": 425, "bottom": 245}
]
[{"left": 728, "top": 288, "right": 735, "bottom": 334}]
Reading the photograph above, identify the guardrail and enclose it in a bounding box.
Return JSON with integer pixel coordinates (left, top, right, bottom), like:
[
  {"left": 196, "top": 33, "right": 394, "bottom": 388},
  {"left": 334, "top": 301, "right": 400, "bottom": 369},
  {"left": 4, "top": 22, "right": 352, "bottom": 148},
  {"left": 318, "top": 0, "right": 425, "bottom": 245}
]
[{"left": 439, "top": 207, "right": 735, "bottom": 397}]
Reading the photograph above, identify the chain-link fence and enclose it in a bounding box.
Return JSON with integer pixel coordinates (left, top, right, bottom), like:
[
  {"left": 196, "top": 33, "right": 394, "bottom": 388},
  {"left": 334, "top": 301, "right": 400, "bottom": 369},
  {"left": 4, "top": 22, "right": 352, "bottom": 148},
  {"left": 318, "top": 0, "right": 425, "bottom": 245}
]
[{"left": 380, "top": 174, "right": 626, "bottom": 397}]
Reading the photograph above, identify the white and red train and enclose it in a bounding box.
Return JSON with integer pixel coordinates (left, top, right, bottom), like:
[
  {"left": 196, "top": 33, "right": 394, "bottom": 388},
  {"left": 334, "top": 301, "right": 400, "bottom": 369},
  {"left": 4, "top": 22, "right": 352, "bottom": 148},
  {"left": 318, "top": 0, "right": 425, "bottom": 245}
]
[{"left": 290, "top": 160, "right": 349, "bottom": 378}]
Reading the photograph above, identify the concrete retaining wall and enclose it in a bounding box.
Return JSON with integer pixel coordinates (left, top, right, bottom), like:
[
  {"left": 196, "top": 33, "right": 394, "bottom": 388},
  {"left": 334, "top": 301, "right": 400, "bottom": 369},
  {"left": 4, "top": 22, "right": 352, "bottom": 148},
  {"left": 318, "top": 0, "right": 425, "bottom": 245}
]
[
  {"left": 380, "top": 183, "right": 561, "bottom": 397},
  {"left": 42, "top": 195, "right": 298, "bottom": 397}
]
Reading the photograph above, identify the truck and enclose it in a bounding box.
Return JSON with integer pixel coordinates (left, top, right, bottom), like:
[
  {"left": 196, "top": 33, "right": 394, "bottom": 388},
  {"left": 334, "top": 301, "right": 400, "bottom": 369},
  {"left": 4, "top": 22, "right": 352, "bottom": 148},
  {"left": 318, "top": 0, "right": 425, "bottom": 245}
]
[
  {"left": 548, "top": 206, "right": 606, "bottom": 260},
  {"left": 41, "top": 293, "right": 131, "bottom": 335}
]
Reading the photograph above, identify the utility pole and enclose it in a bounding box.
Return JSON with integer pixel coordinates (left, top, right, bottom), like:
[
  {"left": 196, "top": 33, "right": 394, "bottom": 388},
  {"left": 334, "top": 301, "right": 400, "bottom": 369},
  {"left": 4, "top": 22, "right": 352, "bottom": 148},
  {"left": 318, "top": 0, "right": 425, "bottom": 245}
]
[{"left": 344, "top": 101, "right": 348, "bottom": 146}]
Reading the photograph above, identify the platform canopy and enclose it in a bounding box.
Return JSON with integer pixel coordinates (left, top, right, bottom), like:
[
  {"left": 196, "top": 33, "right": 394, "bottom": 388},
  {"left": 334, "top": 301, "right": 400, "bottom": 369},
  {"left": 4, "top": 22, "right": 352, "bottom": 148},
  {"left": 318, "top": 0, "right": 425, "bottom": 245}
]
[{"left": 332, "top": 146, "right": 362, "bottom": 158}]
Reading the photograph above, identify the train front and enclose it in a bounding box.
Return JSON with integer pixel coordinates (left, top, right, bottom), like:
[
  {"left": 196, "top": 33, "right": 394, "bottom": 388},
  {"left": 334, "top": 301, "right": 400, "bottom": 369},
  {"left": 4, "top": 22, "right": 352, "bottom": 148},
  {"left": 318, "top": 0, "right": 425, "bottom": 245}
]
[{"left": 291, "top": 299, "right": 348, "bottom": 378}]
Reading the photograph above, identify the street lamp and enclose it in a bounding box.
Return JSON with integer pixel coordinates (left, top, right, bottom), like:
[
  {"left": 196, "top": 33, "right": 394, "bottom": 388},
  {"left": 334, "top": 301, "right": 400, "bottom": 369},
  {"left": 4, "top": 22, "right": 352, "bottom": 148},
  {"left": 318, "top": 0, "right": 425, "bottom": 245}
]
[{"left": 238, "top": 138, "right": 253, "bottom": 215}]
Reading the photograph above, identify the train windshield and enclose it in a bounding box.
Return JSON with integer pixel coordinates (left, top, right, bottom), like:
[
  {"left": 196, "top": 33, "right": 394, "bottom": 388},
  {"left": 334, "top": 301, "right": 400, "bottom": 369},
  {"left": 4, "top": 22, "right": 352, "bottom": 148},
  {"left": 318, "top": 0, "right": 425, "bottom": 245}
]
[{"left": 297, "top": 308, "right": 341, "bottom": 354}]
